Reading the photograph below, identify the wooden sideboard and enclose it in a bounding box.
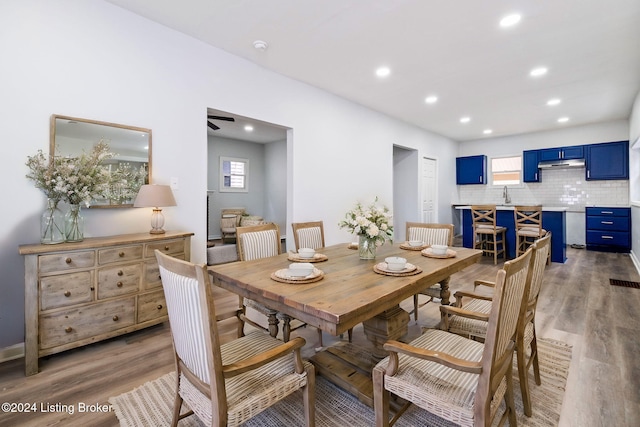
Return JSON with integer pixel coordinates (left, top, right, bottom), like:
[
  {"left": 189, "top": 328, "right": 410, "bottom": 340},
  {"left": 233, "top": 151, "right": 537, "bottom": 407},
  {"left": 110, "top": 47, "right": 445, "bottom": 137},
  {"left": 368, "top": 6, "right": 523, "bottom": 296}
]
[{"left": 19, "top": 231, "right": 193, "bottom": 376}]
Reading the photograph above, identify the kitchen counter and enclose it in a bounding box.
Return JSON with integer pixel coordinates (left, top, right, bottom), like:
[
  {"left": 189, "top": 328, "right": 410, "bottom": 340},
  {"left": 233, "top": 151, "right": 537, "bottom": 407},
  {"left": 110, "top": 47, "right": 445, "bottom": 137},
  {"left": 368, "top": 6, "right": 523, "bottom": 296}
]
[
  {"left": 456, "top": 206, "right": 566, "bottom": 263},
  {"left": 454, "top": 205, "right": 568, "bottom": 212}
]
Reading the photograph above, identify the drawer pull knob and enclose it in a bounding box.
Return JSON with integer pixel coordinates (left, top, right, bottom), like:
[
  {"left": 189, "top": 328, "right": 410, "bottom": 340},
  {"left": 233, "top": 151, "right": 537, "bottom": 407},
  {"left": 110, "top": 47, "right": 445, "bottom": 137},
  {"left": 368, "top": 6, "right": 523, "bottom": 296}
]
[
  {"left": 65, "top": 327, "right": 73, "bottom": 333},
  {"left": 113, "top": 315, "right": 119, "bottom": 321},
  {"left": 64, "top": 290, "right": 71, "bottom": 297},
  {"left": 119, "top": 252, "right": 125, "bottom": 257},
  {"left": 157, "top": 304, "right": 163, "bottom": 310},
  {"left": 164, "top": 245, "right": 170, "bottom": 251},
  {"left": 117, "top": 270, "right": 124, "bottom": 276},
  {"left": 65, "top": 257, "right": 72, "bottom": 264},
  {"left": 90, "top": 286, "right": 95, "bottom": 291},
  {"left": 117, "top": 281, "right": 123, "bottom": 287}
]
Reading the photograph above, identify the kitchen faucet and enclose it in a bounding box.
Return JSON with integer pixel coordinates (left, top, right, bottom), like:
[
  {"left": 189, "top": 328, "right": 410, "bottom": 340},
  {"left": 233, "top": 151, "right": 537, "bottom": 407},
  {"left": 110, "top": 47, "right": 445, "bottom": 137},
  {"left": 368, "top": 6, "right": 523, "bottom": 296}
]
[{"left": 503, "top": 186, "right": 511, "bottom": 205}]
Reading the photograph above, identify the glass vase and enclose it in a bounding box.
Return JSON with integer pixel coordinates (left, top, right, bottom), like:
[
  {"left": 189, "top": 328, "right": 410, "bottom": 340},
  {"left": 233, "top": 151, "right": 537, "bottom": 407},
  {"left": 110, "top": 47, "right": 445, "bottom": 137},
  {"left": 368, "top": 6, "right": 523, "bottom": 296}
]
[
  {"left": 65, "top": 204, "right": 84, "bottom": 242},
  {"left": 40, "top": 199, "right": 65, "bottom": 245},
  {"left": 358, "top": 235, "right": 377, "bottom": 260}
]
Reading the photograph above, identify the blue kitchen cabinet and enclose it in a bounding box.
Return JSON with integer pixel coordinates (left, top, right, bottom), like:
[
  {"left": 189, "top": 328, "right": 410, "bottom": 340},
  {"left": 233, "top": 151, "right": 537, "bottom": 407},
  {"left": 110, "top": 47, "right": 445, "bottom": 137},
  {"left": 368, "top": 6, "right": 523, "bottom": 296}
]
[
  {"left": 539, "top": 145, "right": 584, "bottom": 161},
  {"left": 456, "top": 155, "right": 486, "bottom": 185},
  {"left": 523, "top": 150, "right": 540, "bottom": 182},
  {"left": 461, "top": 207, "right": 566, "bottom": 263},
  {"left": 585, "top": 140, "right": 629, "bottom": 180},
  {"left": 586, "top": 207, "right": 630, "bottom": 252}
]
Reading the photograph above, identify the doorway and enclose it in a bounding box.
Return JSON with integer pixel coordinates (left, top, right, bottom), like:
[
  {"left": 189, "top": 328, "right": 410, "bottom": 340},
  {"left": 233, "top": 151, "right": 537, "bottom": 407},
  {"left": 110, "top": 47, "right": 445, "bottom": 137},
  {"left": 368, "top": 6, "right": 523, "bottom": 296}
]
[
  {"left": 392, "top": 145, "right": 419, "bottom": 242},
  {"left": 206, "top": 108, "right": 289, "bottom": 243}
]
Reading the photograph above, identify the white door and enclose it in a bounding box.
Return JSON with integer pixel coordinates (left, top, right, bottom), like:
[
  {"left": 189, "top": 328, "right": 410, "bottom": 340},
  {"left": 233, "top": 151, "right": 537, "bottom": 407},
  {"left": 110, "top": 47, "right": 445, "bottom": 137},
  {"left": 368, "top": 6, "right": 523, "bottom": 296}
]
[{"left": 422, "top": 157, "right": 437, "bottom": 223}]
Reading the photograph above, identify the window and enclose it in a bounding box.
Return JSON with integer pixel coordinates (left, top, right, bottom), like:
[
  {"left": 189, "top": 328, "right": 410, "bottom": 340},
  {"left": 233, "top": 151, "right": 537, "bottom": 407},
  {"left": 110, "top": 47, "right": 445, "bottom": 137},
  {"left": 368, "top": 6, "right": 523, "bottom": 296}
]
[
  {"left": 491, "top": 155, "right": 521, "bottom": 186},
  {"left": 219, "top": 156, "right": 249, "bottom": 192}
]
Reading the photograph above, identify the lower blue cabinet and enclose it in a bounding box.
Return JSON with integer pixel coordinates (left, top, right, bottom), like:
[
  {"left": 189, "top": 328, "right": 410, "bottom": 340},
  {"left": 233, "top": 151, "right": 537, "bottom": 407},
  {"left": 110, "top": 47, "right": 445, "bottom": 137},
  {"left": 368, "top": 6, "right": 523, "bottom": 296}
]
[{"left": 585, "top": 207, "right": 630, "bottom": 252}]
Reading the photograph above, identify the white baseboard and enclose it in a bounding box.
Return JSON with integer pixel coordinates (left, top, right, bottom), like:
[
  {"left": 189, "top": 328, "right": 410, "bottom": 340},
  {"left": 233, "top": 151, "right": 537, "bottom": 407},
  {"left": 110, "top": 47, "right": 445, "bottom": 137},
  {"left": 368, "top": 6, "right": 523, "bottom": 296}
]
[
  {"left": 0, "top": 343, "right": 24, "bottom": 363},
  {"left": 630, "top": 250, "right": 640, "bottom": 277}
]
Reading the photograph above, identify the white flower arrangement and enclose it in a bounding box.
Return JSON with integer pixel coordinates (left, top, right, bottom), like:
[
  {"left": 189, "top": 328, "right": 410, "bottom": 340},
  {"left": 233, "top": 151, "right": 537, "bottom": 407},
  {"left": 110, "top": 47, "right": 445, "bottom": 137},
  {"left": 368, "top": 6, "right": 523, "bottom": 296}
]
[
  {"left": 26, "top": 140, "right": 115, "bottom": 207},
  {"left": 339, "top": 197, "right": 394, "bottom": 245}
]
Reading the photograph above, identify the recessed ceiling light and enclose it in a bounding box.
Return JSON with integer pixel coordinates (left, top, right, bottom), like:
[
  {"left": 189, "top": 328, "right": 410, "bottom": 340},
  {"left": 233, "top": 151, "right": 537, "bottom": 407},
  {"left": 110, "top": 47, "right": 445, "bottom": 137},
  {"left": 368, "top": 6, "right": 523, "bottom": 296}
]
[
  {"left": 244, "top": 125, "right": 254, "bottom": 132},
  {"left": 483, "top": 129, "right": 493, "bottom": 135},
  {"left": 547, "top": 98, "right": 561, "bottom": 106},
  {"left": 530, "top": 67, "right": 548, "bottom": 77},
  {"left": 424, "top": 95, "right": 438, "bottom": 104},
  {"left": 375, "top": 67, "right": 391, "bottom": 77},
  {"left": 460, "top": 116, "right": 471, "bottom": 123},
  {"left": 557, "top": 117, "right": 569, "bottom": 123},
  {"left": 500, "top": 14, "right": 521, "bottom": 28},
  {"left": 253, "top": 40, "right": 268, "bottom": 51}
]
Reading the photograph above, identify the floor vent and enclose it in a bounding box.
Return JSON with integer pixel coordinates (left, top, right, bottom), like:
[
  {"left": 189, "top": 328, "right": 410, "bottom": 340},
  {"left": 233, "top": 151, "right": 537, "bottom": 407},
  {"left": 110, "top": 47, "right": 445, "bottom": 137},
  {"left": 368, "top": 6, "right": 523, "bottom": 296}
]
[{"left": 610, "top": 279, "right": 640, "bottom": 289}]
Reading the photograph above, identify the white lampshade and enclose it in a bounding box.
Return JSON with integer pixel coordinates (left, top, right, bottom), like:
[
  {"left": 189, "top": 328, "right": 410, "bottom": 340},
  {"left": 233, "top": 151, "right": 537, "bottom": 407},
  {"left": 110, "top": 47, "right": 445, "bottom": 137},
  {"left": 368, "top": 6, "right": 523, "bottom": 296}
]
[{"left": 134, "top": 185, "right": 177, "bottom": 234}]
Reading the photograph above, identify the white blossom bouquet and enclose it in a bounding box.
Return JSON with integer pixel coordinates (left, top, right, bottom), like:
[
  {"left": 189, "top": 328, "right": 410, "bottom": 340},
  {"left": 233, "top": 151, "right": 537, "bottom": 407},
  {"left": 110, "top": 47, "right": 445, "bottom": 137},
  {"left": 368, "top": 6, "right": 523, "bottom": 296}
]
[
  {"left": 339, "top": 197, "right": 394, "bottom": 245},
  {"left": 25, "top": 150, "right": 67, "bottom": 203}
]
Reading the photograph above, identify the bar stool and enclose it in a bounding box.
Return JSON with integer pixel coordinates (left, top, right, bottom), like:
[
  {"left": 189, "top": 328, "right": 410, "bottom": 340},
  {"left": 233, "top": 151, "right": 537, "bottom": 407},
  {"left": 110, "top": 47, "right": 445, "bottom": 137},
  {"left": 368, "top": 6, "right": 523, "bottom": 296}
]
[
  {"left": 471, "top": 205, "right": 507, "bottom": 264},
  {"left": 515, "top": 205, "right": 547, "bottom": 259}
]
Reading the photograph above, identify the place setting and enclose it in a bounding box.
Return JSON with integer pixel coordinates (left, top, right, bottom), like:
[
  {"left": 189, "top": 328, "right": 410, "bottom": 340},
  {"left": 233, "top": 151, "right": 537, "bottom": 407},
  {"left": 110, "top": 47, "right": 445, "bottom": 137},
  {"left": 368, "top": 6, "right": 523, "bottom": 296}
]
[
  {"left": 422, "top": 244, "right": 457, "bottom": 259},
  {"left": 287, "top": 247, "right": 328, "bottom": 262},
  {"left": 271, "top": 262, "right": 325, "bottom": 284},
  {"left": 374, "top": 256, "right": 423, "bottom": 276},
  {"left": 399, "top": 239, "right": 429, "bottom": 250}
]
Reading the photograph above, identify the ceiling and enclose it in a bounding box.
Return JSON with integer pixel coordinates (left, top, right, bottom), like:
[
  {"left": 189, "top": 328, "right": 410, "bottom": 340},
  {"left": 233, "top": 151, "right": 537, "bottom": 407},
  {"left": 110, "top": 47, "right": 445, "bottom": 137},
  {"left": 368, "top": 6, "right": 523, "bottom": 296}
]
[{"left": 107, "top": 0, "right": 640, "bottom": 142}]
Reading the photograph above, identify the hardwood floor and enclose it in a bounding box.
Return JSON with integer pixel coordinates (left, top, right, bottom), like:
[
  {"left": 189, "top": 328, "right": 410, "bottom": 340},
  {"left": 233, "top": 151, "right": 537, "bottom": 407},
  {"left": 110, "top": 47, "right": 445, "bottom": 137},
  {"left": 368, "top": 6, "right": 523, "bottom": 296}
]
[{"left": 1, "top": 247, "right": 639, "bottom": 426}]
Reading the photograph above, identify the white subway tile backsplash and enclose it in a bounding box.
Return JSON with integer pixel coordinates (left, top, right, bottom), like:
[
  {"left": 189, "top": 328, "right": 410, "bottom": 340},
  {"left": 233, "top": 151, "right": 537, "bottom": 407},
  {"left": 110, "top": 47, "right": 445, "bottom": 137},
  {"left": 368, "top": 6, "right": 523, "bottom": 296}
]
[{"left": 457, "top": 168, "right": 628, "bottom": 211}]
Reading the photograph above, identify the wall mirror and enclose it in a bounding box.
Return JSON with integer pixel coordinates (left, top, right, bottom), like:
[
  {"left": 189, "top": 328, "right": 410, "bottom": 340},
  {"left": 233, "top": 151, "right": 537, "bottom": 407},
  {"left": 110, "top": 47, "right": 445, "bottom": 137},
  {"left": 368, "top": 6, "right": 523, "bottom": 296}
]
[{"left": 50, "top": 114, "right": 152, "bottom": 208}]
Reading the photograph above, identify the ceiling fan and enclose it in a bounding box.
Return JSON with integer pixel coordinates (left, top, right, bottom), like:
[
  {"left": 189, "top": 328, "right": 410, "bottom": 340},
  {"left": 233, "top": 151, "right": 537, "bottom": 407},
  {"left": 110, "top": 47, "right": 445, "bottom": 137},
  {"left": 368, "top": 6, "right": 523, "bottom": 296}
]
[{"left": 207, "top": 114, "right": 235, "bottom": 130}]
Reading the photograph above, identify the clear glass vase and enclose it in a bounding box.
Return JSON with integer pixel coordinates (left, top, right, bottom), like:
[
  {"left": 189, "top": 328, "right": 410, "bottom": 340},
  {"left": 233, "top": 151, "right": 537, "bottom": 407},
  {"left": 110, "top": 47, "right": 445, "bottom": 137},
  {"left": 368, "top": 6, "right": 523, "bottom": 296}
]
[
  {"left": 40, "top": 199, "right": 65, "bottom": 245},
  {"left": 65, "top": 204, "right": 84, "bottom": 242},
  {"left": 358, "top": 235, "right": 377, "bottom": 260}
]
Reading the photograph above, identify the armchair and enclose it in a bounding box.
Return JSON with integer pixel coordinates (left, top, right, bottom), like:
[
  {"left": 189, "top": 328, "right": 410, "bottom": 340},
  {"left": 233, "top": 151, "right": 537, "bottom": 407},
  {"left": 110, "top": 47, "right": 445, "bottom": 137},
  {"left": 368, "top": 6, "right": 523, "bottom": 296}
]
[{"left": 155, "top": 250, "right": 315, "bottom": 427}]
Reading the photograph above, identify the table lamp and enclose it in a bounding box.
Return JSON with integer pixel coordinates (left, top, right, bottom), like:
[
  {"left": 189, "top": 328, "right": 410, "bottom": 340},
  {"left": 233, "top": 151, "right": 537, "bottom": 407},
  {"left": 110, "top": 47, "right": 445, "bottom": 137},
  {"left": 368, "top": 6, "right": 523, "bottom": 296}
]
[{"left": 133, "top": 184, "right": 177, "bottom": 234}]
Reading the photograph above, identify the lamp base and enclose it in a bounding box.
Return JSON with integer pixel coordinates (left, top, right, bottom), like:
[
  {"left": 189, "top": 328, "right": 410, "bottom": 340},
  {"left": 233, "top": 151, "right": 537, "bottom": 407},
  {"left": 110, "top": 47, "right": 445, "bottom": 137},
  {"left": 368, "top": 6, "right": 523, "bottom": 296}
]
[
  {"left": 149, "top": 228, "right": 166, "bottom": 234},
  {"left": 149, "top": 208, "right": 166, "bottom": 235}
]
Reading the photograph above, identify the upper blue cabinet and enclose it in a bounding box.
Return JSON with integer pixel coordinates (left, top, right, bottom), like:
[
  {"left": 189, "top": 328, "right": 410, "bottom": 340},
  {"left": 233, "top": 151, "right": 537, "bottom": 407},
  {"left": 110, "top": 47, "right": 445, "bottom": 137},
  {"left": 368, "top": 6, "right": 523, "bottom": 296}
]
[
  {"left": 522, "top": 150, "right": 540, "bottom": 182},
  {"left": 585, "top": 140, "right": 629, "bottom": 180},
  {"left": 456, "top": 155, "right": 486, "bottom": 185},
  {"left": 539, "top": 145, "right": 584, "bottom": 161}
]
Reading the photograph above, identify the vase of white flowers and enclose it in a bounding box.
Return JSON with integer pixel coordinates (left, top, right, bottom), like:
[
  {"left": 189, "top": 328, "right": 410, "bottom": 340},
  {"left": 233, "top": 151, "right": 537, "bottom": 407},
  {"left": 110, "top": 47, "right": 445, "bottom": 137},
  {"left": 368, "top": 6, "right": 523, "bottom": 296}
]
[
  {"left": 26, "top": 150, "right": 66, "bottom": 244},
  {"left": 26, "top": 141, "right": 114, "bottom": 243},
  {"left": 339, "top": 197, "right": 394, "bottom": 260}
]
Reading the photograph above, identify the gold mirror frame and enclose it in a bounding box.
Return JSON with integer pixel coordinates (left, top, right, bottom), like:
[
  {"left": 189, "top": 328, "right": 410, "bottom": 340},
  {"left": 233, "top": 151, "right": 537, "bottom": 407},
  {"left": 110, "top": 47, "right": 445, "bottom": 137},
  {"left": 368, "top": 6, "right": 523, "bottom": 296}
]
[{"left": 50, "top": 114, "right": 152, "bottom": 208}]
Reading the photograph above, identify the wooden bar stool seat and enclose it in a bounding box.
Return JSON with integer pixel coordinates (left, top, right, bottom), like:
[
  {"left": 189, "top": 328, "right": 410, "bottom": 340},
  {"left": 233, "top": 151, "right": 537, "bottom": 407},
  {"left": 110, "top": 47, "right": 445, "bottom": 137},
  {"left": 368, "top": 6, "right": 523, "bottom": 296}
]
[
  {"left": 515, "top": 206, "right": 546, "bottom": 257},
  {"left": 471, "top": 205, "right": 506, "bottom": 264}
]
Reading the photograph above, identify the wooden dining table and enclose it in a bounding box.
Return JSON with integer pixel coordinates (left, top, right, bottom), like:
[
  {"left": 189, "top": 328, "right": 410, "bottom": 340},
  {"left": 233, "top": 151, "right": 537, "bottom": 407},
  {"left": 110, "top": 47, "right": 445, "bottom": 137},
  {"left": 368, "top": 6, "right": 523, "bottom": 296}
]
[{"left": 208, "top": 242, "right": 482, "bottom": 405}]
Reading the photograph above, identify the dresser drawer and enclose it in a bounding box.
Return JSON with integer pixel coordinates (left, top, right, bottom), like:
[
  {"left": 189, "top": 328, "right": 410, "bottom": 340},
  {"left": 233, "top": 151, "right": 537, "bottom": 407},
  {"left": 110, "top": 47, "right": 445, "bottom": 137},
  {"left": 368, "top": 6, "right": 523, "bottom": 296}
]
[
  {"left": 586, "top": 230, "right": 630, "bottom": 247},
  {"left": 145, "top": 239, "right": 185, "bottom": 258},
  {"left": 39, "top": 297, "right": 135, "bottom": 349},
  {"left": 144, "top": 254, "right": 185, "bottom": 289},
  {"left": 97, "top": 264, "right": 142, "bottom": 299},
  {"left": 39, "top": 251, "right": 95, "bottom": 274},
  {"left": 586, "top": 216, "right": 629, "bottom": 232},
  {"left": 585, "top": 207, "right": 630, "bottom": 217},
  {"left": 98, "top": 245, "right": 143, "bottom": 265},
  {"left": 137, "top": 290, "right": 168, "bottom": 323},
  {"left": 40, "top": 271, "right": 94, "bottom": 310}
]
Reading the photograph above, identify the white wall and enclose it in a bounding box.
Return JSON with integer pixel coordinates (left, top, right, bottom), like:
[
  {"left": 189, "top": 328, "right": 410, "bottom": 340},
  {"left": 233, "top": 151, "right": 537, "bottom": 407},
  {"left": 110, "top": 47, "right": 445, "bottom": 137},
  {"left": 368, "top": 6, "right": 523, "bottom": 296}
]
[
  {"left": 0, "top": 0, "right": 459, "bottom": 349},
  {"left": 264, "top": 140, "right": 287, "bottom": 237}
]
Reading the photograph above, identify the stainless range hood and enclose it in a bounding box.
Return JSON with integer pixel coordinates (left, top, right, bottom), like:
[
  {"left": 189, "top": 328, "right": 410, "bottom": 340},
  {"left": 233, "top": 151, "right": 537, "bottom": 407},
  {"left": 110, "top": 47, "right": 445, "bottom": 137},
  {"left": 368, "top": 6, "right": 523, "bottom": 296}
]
[{"left": 537, "top": 158, "right": 585, "bottom": 169}]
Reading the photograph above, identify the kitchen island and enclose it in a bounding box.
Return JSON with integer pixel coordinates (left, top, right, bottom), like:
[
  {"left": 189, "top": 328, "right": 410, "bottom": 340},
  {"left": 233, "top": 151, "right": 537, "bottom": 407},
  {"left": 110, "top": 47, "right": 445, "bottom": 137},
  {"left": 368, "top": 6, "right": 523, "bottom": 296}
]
[{"left": 455, "top": 206, "right": 567, "bottom": 263}]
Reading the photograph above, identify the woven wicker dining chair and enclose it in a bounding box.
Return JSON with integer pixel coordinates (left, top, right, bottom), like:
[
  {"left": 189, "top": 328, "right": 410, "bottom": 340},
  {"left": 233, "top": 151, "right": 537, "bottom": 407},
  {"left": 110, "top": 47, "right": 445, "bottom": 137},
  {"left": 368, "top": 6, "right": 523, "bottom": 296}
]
[
  {"left": 440, "top": 232, "right": 551, "bottom": 417},
  {"left": 291, "top": 221, "right": 343, "bottom": 347},
  {"left": 155, "top": 250, "right": 315, "bottom": 427},
  {"left": 373, "top": 246, "right": 532, "bottom": 427},
  {"left": 406, "top": 222, "right": 454, "bottom": 321},
  {"left": 236, "top": 222, "right": 309, "bottom": 343}
]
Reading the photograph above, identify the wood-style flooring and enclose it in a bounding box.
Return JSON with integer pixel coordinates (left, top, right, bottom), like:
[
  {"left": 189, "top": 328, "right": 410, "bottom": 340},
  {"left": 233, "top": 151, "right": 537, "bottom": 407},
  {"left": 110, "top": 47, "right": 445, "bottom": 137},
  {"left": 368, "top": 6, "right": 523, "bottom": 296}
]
[{"left": 1, "top": 246, "right": 639, "bottom": 426}]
